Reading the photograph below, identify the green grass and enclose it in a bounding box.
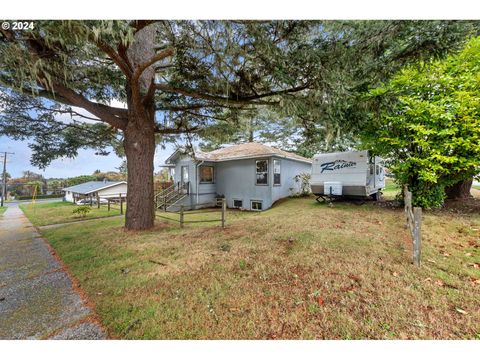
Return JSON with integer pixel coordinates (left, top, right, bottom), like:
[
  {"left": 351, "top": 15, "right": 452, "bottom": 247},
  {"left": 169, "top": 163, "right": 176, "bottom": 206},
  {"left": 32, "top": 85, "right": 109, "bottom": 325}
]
[
  {"left": 382, "top": 179, "right": 480, "bottom": 199},
  {"left": 0, "top": 206, "right": 6, "bottom": 216},
  {"left": 382, "top": 178, "right": 401, "bottom": 200},
  {"left": 20, "top": 201, "right": 124, "bottom": 226},
  {"left": 40, "top": 197, "right": 480, "bottom": 339}
]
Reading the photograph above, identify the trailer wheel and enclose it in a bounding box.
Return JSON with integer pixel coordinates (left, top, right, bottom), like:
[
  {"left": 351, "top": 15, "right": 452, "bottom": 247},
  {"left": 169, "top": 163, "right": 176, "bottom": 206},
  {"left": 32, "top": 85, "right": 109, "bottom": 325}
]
[{"left": 372, "top": 192, "right": 381, "bottom": 201}]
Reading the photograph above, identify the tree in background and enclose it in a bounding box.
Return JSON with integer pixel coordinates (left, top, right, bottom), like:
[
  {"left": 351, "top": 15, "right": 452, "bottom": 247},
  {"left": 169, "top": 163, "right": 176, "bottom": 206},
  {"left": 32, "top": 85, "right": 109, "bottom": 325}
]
[
  {"left": 8, "top": 171, "right": 46, "bottom": 197},
  {"left": 364, "top": 37, "right": 480, "bottom": 208},
  {"left": 116, "top": 160, "right": 128, "bottom": 175},
  {"left": 197, "top": 21, "right": 479, "bottom": 158},
  {"left": 1, "top": 20, "right": 476, "bottom": 228}
]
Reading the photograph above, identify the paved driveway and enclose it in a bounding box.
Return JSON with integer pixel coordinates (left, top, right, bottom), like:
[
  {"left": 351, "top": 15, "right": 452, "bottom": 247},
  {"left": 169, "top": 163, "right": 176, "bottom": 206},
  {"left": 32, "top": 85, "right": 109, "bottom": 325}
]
[{"left": 0, "top": 204, "right": 106, "bottom": 339}]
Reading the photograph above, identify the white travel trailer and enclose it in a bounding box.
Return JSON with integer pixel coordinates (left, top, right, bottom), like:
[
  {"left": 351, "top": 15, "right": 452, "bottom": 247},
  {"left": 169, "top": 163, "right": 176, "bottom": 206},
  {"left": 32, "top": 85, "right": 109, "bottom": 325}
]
[{"left": 311, "top": 150, "right": 385, "bottom": 200}]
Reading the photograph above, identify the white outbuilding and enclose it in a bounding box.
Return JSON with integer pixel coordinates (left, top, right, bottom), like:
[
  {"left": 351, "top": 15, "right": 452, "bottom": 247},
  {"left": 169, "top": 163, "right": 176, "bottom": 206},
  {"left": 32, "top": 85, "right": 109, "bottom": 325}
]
[{"left": 62, "top": 180, "right": 127, "bottom": 204}]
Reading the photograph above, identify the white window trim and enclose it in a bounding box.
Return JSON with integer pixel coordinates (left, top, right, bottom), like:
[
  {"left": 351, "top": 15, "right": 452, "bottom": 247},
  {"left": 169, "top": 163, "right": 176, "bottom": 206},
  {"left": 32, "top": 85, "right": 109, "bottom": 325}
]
[
  {"left": 255, "top": 159, "right": 269, "bottom": 186},
  {"left": 199, "top": 165, "right": 214, "bottom": 184},
  {"left": 250, "top": 200, "right": 263, "bottom": 211},
  {"left": 273, "top": 159, "right": 281, "bottom": 186},
  {"left": 232, "top": 199, "right": 243, "bottom": 208}
]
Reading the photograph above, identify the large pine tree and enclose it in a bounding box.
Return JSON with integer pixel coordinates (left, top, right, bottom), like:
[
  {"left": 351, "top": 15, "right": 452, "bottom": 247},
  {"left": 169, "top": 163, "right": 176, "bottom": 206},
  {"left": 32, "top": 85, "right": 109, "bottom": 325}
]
[{"left": 1, "top": 20, "right": 476, "bottom": 229}]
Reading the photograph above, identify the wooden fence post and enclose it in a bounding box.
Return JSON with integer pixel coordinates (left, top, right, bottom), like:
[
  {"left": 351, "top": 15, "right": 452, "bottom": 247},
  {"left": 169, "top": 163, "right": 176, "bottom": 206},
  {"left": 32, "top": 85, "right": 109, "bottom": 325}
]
[
  {"left": 404, "top": 185, "right": 422, "bottom": 266},
  {"left": 221, "top": 198, "right": 226, "bottom": 228},
  {"left": 97, "top": 193, "right": 100, "bottom": 209},
  {"left": 180, "top": 205, "right": 184, "bottom": 228},
  {"left": 413, "top": 207, "right": 422, "bottom": 266},
  {"left": 107, "top": 198, "right": 110, "bottom": 211},
  {"left": 120, "top": 194, "right": 123, "bottom": 215}
]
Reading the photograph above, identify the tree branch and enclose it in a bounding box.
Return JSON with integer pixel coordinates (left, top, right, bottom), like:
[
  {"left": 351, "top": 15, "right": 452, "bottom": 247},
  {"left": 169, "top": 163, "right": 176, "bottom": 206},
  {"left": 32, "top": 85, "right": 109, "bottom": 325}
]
[
  {"left": 130, "top": 20, "right": 159, "bottom": 33},
  {"left": 135, "top": 48, "right": 174, "bottom": 106},
  {"left": 154, "top": 125, "right": 200, "bottom": 134},
  {"left": 155, "top": 103, "right": 239, "bottom": 111},
  {"left": 2, "top": 29, "right": 129, "bottom": 130},
  {"left": 91, "top": 37, "right": 133, "bottom": 78},
  {"left": 154, "top": 83, "right": 295, "bottom": 106},
  {"left": 37, "top": 78, "right": 128, "bottom": 130}
]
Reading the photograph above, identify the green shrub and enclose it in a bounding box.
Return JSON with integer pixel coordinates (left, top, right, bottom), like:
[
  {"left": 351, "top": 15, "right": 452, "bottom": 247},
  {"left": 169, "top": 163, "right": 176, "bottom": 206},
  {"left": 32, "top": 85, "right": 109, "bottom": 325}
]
[{"left": 72, "top": 205, "right": 92, "bottom": 218}]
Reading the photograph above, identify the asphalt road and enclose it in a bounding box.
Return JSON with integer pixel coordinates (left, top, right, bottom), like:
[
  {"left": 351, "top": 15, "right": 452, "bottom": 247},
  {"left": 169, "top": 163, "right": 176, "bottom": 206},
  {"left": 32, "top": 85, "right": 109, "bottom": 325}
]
[{"left": 3, "top": 198, "right": 63, "bottom": 207}]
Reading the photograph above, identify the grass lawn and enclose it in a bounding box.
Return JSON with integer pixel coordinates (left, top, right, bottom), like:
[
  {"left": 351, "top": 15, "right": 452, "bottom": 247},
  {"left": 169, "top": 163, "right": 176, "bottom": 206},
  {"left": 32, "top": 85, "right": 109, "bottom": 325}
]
[
  {"left": 40, "top": 197, "right": 479, "bottom": 339},
  {"left": 0, "top": 206, "right": 6, "bottom": 216},
  {"left": 20, "top": 201, "right": 124, "bottom": 226},
  {"left": 382, "top": 178, "right": 401, "bottom": 200}
]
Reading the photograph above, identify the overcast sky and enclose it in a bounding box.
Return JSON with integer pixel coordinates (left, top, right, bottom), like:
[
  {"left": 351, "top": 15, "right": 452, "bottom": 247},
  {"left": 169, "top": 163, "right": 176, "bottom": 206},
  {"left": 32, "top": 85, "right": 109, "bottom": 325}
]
[{"left": 0, "top": 135, "right": 176, "bottom": 179}]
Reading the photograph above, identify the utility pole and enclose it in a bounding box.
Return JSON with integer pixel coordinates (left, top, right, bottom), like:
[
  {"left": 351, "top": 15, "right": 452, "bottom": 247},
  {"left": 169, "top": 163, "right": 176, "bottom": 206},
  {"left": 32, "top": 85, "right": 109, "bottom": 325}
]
[{"left": 1, "top": 152, "right": 14, "bottom": 207}]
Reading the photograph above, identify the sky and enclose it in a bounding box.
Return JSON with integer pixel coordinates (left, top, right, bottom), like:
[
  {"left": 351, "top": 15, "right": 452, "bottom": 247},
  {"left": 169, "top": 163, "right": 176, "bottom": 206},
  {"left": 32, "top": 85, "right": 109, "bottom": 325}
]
[
  {"left": 0, "top": 135, "right": 176, "bottom": 179},
  {"left": 0, "top": 94, "right": 181, "bottom": 179}
]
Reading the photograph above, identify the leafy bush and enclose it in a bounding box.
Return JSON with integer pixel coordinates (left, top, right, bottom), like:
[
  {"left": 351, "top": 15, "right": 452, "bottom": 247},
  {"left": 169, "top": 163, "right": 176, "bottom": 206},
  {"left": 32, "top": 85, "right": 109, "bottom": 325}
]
[
  {"left": 72, "top": 205, "right": 92, "bottom": 218},
  {"left": 292, "top": 172, "right": 311, "bottom": 197}
]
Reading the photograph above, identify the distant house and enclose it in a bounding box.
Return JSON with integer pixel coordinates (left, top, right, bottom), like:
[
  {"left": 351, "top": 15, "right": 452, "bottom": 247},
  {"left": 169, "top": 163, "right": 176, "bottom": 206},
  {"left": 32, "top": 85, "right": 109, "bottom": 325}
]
[
  {"left": 163, "top": 142, "right": 312, "bottom": 211},
  {"left": 63, "top": 180, "right": 127, "bottom": 203}
]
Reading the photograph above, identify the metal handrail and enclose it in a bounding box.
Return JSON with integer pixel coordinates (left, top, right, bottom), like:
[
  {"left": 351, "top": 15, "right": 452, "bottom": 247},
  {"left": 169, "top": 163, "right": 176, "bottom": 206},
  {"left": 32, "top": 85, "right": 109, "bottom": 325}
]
[
  {"left": 155, "top": 183, "right": 175, "bottom": 199},
  {"left": 154, "top": 181, "right": 192, "bottom": 210}
]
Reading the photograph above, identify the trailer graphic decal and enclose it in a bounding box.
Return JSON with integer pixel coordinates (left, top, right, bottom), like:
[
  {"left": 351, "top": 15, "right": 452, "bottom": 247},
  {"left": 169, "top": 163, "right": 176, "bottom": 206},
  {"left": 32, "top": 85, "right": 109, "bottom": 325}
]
[{"left": 320, "top": 160, "right": 357, "bottom": 173}]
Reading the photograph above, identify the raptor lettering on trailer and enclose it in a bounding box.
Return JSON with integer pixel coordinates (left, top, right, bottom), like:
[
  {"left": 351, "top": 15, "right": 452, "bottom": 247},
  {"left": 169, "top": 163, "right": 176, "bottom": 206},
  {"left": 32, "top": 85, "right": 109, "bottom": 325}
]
[{"left": 320, "top": 160, "right": 357, "bottom": 173}]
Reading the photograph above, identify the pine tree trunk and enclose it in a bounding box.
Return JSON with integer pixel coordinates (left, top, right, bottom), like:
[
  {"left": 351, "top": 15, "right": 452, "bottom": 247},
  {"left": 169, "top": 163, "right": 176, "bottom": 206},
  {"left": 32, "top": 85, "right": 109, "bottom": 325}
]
[
  {"left": 124, "top": 111, "right": 156, "bottom": 230},
  {"left": 445, "top": 178, "right": 473, "bottom": 199},
  {"left": 123, "top": 23, "right": 157, "bottom": 230}
]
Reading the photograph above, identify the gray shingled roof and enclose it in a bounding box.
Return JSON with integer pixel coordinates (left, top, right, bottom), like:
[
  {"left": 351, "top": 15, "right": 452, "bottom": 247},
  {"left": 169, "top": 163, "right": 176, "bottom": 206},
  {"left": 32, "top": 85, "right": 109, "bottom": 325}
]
[
  {"left": 166, "top": 142, "right": 312, "bottom": 164},
  {"left": 62, "top": 181, "right": 126, "bottom": 194}
]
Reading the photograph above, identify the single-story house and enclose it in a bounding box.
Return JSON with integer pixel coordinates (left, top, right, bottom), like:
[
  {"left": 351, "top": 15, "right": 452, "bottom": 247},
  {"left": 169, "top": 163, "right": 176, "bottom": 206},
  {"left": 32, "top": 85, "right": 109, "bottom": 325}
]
[
  {"left": 63, "top": 180, "right": 127, "bottom": 203},
  {"left": 163, "top": 142, "right": 312, "bottom": 211}
]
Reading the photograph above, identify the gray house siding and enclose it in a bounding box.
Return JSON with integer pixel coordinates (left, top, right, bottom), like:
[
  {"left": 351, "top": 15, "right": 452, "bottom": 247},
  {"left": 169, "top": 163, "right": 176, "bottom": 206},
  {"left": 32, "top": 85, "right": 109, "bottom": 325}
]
[
  {"left": 172, "top": 157, "right": 216, "bottom": 209},
  {"left": 271, "top": 157, "right": 311, "bottom": 204},
  {"left": 169, "top": 154, "right": 311, "bottom": 211},
  {"left": 215, "top": 157, "right": 273, "bottom": 210}
]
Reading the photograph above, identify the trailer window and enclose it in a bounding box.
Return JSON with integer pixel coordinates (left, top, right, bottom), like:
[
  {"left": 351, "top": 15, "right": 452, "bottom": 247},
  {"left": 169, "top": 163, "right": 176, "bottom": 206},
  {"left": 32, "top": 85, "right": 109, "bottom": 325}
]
[
  {"left": 376, "top": 165, "right": 380, "bottom": 175},
  {"left": 273, "top": 159, "right": 281, "bottom": 185},
  {"left": 233, "top": 199, "right": 243, "bottom": 208},
  {"left": 256, "top": 160, "right": 268, "bottom": 185},
  {"left": 370, "top": 164, "right": 374, "bottom": 175},
  {"left": 251, "top": 200, "right": 263, "bottom": 211}
]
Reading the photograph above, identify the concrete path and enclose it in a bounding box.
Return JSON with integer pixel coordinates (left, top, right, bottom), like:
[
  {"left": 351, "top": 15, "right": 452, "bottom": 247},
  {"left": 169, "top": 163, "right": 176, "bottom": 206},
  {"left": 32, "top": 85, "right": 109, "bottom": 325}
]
[{"left": 0, "top": 204, "right": 107, "bottom": 339}]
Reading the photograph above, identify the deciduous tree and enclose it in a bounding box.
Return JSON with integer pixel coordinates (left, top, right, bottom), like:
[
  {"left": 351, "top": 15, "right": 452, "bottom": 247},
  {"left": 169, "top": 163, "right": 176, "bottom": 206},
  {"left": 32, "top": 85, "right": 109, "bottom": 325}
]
[{"left": 364, "top": 37, "right": 480, "bottom": 207}]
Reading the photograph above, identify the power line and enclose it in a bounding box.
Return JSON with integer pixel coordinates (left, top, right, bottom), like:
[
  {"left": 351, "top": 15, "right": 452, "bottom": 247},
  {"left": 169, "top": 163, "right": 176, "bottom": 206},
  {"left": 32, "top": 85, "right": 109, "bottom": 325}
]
[{"left": 1, "top": 151, "right": 15, "bottom": 207}]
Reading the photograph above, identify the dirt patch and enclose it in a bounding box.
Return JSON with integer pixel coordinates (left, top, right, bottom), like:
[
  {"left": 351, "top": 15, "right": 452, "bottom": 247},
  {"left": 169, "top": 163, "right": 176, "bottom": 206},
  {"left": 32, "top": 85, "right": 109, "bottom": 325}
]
[{"left": 442, "top": 196, "right": 480, "bottom": 215}]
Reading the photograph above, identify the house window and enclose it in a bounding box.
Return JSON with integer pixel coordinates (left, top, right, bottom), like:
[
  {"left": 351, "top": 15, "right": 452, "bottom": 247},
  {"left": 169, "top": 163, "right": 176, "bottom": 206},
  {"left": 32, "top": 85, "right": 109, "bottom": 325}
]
[
  {"left": 251, "top": 200, "right": 263, "bottom": 211},
  {"left": 199, "top": 165, "right": 214, "bottom": 183},
  {"left": 233, "top": 199, "right": 243, "bottom": 208},
  {"left": 256, "top": 160, "right": 268, "bottom": 185},
  {"left": 273, "top": 159, "right": 281, "bottom": 185}
]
